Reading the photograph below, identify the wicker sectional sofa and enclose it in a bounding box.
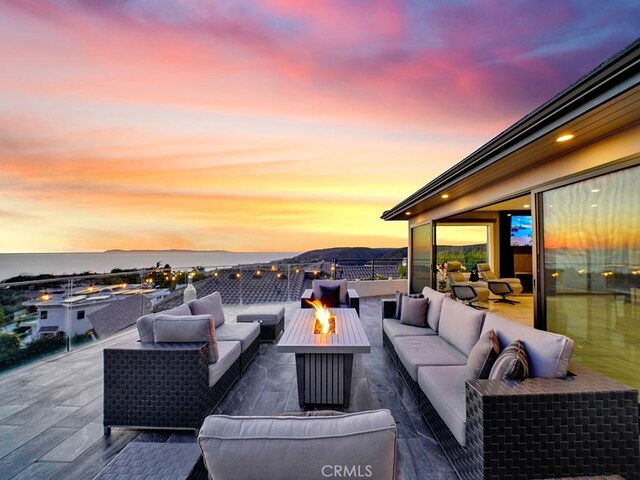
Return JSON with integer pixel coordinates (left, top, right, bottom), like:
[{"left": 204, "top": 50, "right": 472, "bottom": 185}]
[
  {"left": 104, "top": 292, "right": 260, "bottom": 434},
  {"left": 383, "top": 287, "right": 640, "bottom": 480}
]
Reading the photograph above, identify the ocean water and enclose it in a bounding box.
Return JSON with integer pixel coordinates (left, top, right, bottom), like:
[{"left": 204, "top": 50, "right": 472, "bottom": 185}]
[{"left": 0, "top": 251, "right": 300, "bottom": 282}]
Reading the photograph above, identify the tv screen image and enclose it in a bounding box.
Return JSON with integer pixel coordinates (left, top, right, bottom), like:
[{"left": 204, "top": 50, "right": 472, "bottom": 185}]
[{"left": 510, "top": 215, "right": 532, "bottom": 247}]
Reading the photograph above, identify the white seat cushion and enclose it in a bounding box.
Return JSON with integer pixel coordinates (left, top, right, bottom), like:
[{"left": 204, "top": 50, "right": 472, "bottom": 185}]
[
  {"left": 215, "top": 323, "right": 260, "bottom": 352},
  {"left": 418, "top": 365, "right": 467, "bottom": 446},
  {"left": 395, "top": 336, "right": 467, "bottom": 381},
  {"left": 208, "top": 341, "right": 241, "bottom": 387},
  {"left": 383, "top": 318, "right": 436, "bottom": 344}
]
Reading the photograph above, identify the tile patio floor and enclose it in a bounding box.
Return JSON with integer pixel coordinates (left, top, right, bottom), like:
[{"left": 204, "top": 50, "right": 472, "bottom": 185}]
[{"left": 0, "top": 297, "right": 456, "bottom": 480}]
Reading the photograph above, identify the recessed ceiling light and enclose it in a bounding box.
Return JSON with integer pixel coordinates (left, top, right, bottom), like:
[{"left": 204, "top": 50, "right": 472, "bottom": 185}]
[
  {"left": 591, "top": 188, "right": 600, "bottom": 193},
  {"left": 405, "top": 211, "right": 411, "bottom": 216},
  {"left": 591, "top": 204, "right": 598, "bottom": 208},
  {"left": 441, "top": 194, "right": 449, "bottom": 199},
  {"left": 523, "top": 204, "right": 530, "bottom": 208},
  {"left": 507, "top": 213, "right": 512, "bottom": 217},
  {"left": 556, "top": 133, "right": 575, "bottom": 143}
]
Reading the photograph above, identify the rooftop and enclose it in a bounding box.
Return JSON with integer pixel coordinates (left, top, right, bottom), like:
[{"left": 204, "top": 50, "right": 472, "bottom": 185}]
[{"left": 0, "top": 297, "right": 457, "bottom": 479}]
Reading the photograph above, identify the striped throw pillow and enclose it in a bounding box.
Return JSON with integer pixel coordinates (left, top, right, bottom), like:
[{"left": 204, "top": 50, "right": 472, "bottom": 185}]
[{"left": 488, "top": 339, "right": 529, "bottom": 381}]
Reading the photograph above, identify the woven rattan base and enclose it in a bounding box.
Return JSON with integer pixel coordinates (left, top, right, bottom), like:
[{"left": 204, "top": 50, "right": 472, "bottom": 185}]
[
  {"left": 241, "top": 336, "right": 260, "bottom": 373},
  {"left": 104, "top": 341, "right": 241, "bottom": 433}
]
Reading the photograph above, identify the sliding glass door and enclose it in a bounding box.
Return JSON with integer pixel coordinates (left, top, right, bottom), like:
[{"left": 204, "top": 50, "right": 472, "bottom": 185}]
[
  {"left": 541, "top": 164, "right": 640, "bottom": 390},
  {"left": 410, "top": 223, "right": 432, "bottom": 293}
]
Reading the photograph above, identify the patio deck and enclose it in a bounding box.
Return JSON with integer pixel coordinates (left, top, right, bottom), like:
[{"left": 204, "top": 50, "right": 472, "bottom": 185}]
[{"left": 0, "top": 296, "right": 456, "bottom": 480}]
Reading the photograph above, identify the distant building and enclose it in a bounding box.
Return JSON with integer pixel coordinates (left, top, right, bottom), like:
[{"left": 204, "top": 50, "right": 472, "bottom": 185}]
[
  {"left": 31, "top": 295, "right": 114, "bottom": 338},
  {"left": 24, "top": 284, "right": 169, "bottom": 339}
]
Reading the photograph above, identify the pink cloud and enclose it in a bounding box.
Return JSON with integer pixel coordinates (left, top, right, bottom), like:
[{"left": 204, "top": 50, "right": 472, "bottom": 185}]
[{"left": 1, "top": 0, "right": 639, "bottom": 252}]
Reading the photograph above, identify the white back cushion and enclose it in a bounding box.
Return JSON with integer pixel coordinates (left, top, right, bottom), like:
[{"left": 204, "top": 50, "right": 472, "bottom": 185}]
[
  {"left": 481, "top": 313, "right": 574, "bottom": 378},
  {"left": 438, "top": 297, "right": 485, "bottom": 356}
]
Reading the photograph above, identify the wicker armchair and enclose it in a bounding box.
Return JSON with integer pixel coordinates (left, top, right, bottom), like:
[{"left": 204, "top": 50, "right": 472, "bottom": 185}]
[
  {"left": 103, "top": 340, "right": 240, "bottom": 434},
  {"left": 301, "top": 279, "right": 359, "bottom": 314}
]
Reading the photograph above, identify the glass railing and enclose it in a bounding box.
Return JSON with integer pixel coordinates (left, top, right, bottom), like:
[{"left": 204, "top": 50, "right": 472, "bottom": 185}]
[{"left": 0, "top": 258, "right": 406, "bottom": 372}]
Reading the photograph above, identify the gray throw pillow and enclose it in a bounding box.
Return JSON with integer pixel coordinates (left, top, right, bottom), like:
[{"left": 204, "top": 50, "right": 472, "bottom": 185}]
[
  {"left": 465, "top": 329, "right": 500, "bottom": 380},
  {"left": 153, "top": 314, "right": 219, "bottom": 363},
  {"left": 399, "top": 296, "right": 429, "bottom": 328},
  {"left": 395, "top": 292, "right": 423, "bottom": 320},
  {"left": 489, "top": 339, "right": 529, "bottom": 381}
]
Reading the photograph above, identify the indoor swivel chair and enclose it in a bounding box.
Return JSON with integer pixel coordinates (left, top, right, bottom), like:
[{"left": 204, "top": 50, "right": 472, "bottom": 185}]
[
  {"left": 446, "top": 261, "right": 490, "bottom": 307},
  {"left": 485, "top": 281, "right": 520, "bottom": 305},
  {"left": 450, "top": 284, "right": 488, "bottom": 309},
  {"left": 477, "top": 263, "right": 523, "bottom": 295}
]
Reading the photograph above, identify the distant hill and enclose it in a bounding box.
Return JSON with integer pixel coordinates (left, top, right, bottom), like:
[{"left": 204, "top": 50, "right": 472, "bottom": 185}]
[
  {"left": 437, "top": 244, "right": 486, "bottom": 253},
  {"left": 281, "top": 247, "right": 407, "bottom": 263}
]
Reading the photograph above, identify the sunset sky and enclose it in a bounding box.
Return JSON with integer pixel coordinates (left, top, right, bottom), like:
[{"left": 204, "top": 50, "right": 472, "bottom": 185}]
[{"left": 1, "top": 1, "right": 639, "bottom": 253}]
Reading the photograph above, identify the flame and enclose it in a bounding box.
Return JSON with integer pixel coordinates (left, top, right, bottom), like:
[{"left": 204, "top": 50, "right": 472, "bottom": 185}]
[{"left": 306, "top": 299, "right": 331, "bottom": 334}]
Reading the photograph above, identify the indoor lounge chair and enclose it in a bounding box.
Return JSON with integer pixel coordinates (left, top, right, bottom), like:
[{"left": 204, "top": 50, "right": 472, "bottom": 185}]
[
  {"left": 446, "top": 261, "right": 490, "bottom": 304},
  {"left": 477, "top": 263, "right": 523, "bottom": 295}
]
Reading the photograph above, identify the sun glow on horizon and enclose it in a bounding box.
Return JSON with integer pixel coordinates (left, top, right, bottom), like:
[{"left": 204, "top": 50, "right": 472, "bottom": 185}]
[{"left": 1, "top": 1, "right": 638, "bottom": 253}]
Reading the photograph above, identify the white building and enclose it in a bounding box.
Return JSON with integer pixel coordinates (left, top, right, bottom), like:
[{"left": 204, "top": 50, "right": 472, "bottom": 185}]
[{"left": 33, "top": 295, "right": 115, "bottom": 338}]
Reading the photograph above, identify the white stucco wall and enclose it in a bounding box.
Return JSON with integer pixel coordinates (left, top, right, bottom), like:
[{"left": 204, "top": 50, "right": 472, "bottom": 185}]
[{"left": 347, "top": 279, "right": 407, "bottom": 297}]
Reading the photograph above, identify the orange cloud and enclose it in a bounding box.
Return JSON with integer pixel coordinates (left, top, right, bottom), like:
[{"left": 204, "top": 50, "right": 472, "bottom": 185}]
[{"left": 1, "top": 0, "right": 638, "bottom": 253}]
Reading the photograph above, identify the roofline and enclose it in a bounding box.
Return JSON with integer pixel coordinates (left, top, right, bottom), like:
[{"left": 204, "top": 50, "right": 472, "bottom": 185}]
[{"left": 382, "top": 37, "right": 640, "bottom": 220}]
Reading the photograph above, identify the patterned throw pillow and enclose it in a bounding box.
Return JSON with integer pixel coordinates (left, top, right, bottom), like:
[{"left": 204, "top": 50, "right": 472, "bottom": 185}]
[
  {"left": 394, "top": 292, "right": 424, "bottom": 319},
  {"left": 465, "top": 329, "right": 500, "bottom": 380},
  {"left": 488, "top": 339, "right": 529, "bottom": 381}
]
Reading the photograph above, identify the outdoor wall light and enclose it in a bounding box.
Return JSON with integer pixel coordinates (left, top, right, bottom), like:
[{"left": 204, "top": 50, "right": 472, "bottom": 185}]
[{"left": 556, "top": 133, "right": 574, "bottom": 142}]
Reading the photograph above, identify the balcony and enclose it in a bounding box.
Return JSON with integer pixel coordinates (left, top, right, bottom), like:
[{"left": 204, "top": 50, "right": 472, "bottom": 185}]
[
  {"left": 0, "top": 263, "right": 636, "bottom": 479},
  {"left": 0, "top": 295, "right": 459, "bottom": 479}
]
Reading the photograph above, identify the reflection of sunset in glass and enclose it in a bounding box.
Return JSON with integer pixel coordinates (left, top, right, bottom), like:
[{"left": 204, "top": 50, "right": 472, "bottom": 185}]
[
  {"left": 543, "top": 166, "right": 640, "bottom": 252},
  {"left": 1, "top": 1, "right": 638, "bottom": 253}
]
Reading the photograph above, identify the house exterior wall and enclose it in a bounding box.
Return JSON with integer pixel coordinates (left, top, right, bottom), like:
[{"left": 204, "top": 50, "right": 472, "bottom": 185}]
[
  {"left": 38, "top": 302, "right": 112, "bottom": 338},
  {"left": 408, "top": 123, "right": 640, "bottom": 228}
]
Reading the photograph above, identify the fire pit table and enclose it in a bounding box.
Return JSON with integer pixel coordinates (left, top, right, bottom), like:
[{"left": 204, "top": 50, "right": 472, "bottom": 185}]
[{"left": 277, "top": 308, "right": 370, "bottom": 408}]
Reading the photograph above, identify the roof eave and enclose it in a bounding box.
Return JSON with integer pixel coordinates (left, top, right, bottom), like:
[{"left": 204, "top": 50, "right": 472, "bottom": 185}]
[{"left": 382, "top": 37, "right": 640, "bottom": 221}]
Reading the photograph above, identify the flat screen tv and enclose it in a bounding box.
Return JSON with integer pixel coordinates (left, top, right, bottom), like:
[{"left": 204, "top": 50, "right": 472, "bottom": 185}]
[{"left": 510, "top": 215, "right": 532, "bottom": 247}]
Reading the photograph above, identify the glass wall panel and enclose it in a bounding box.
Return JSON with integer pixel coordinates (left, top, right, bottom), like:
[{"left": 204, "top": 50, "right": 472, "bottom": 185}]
[
  {"left": 542, "top": 165, "right": 640, "bottom": 390},
  {"left": 410, "top": 223, "right": 431, "bottom": 293}
]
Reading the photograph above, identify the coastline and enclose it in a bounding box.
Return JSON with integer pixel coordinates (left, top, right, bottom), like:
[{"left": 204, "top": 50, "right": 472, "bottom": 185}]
[{"left": 0, "top": 251, "right": 301, "bottom": 282}]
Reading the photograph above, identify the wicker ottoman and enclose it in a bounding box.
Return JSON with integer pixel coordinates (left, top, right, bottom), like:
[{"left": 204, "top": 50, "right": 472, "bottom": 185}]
[
  {"left": 93, "top": 442, "right": 206, "bottom": 480},
  {"left": 236, "top": 305, "right": 285, "bottom": 342}
]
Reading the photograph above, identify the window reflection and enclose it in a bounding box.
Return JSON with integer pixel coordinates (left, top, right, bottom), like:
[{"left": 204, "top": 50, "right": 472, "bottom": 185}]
[
  {"left": 543, "top": 165, "right": 640, "bottom": 390},
  {"left": 410, "top": 224, "right": 431, "bottom": 293}
]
